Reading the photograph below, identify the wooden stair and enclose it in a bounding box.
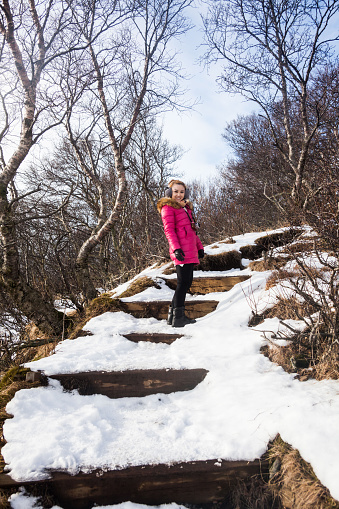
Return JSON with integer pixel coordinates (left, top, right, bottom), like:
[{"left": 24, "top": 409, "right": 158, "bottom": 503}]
[
  {"left": 48, "top": 368, "right": 208, "bottom": 398},
  {"left": 123, "top": 332, "right": 184, "bottom": 344},
  {"left": 120, "top": 299, "right": 218, "bottom": 320},
  {"left": 0, "top": 458, "right": 269, "bottom": 509},
  {"left": 164, "top": 275, "right": 251, "bottom": 295},
  {"left": 1, "top": 273, "right": 266, "bottom": 508}
]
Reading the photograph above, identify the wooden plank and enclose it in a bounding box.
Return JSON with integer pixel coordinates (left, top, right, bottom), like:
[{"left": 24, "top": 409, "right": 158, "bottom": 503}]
[
  {"left": 0, "top": 459, "right": 268, "bottom": 509},
  {"left": 121, "top": 300, "right": 218, "bottom": 320},
  {"left": 164, "top": 275, "right": 251, "bottom": 295},
  {"left": 123, "top": 333, "right": 184, "bottom": 344},
  {"left": 49, "top": 369, "right": 208, "bottom": 398}
]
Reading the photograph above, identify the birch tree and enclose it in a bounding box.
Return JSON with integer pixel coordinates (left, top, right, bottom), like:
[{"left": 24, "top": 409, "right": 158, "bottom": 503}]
[
  {"left": 63, "top": 0, "right": 192, "bottom": 302},
  {"left": 203, "top": 0, "right": 339, "bottom": 208},
  {"left": 0, "top": 0, "right": 82, "bottom": 334}
]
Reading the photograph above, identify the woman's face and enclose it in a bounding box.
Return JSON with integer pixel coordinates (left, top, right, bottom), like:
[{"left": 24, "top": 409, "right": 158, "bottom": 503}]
[{"left": 171, "top": 184, "right": 186, "bottom": 203}]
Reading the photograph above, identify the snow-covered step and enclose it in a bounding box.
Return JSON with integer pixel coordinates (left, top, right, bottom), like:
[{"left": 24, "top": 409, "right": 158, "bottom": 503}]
[
  {"left": 0, "top": 458, "right": 268, "bottom": 509},
  {"left": 121, "top": 299, "right": 218, "bottom": 320},
  {"left": 47, "top": 369, "right": 208, "bottom": 398},
  {"left": 123, "top": 332, "right": 184, "bottom": 344},
  {"left": 164, "top": 275, "right": 251, "bottom": 295}
]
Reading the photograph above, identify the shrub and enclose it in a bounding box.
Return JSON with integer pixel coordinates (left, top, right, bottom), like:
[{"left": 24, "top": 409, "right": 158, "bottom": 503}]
[{"left": 196, "top": 250, "right": 243, "bottom": 271}]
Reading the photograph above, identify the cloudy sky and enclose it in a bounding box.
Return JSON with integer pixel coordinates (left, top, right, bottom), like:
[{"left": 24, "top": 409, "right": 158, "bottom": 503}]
[{"left": 161, "top": 3, "right": 254, "bottom": 184}]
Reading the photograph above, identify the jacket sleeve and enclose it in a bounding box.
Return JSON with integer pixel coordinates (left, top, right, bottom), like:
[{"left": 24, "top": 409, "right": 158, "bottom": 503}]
[
  {"left": 161, "top": 205, "right": 181, "bottom": 252},
  {"left": 196, "top": 234, "right": 204, "bottom": 252}
]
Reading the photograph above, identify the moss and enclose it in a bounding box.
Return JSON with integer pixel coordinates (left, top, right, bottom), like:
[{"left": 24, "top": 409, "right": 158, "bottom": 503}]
[
  {"left": 68, "top": 294, "right": 122, "bottom": 339},
  {"left": 196, "top": 250, "right": 243, "bottom": 271},
  {"left": 0, "top": 366, "right": 29, "bottom": 392},
  {"left": 119, "top": 276, "right": 161, "bottom": 298}
]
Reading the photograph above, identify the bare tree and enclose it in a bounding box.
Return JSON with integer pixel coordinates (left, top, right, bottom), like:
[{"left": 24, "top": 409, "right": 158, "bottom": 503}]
[
  {"left": 0, "top": 0, "right": 84, "bottom": 335},
  {"left": 62, "top": 0, "right": 193, "bottom": 302},
  {"left": 202, "top": 0, "right": 339, "bottom": 208}
]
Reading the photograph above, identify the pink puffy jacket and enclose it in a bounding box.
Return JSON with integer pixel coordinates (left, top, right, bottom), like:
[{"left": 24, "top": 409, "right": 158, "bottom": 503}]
[{"left": 157, "top": 197, "right": 204, "bottom": 265}]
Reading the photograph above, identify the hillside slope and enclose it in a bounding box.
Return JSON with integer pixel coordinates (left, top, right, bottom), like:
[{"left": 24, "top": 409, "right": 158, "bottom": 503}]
[{"left": 2, "top": 228, "right": 339, "bottom": 508}]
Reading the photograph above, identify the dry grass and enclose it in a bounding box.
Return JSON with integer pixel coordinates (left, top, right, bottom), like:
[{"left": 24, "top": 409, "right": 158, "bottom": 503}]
[
  {"left": 162, "top": 265, "right": 176, "bottom": 275},
  {"left": 265, "top": 269, "right": 298, "bottom": 290},
  {"left": 231, "top": 476, "right": 281, "bottom": 509},
  {"left": 0, "top": 367, "right": 45, "bottom": 479},
  {"left": 220, "top": 238, "right": 236, "bottom": 244},
  {"left": 265, "top": 265, "right": 324, "bottom": 290},
  {"left": 240, "top": 243, "right": 265, "bottom": 260},
  {"left": 210, "top": 245, "right": 219, "bottom": 249},
  {"left": 119, "top": 276, "right": 160, "bottom": 298},
  {"left": 254, "top": 229, "right": 301, "bottom": 249},
  {"left": 268, "top": 436, "right": 339, "bottom": 509},
  {"left": 314, "top": 344, "right": 339, "bottom": 380},
  {"left": 196, "top": 250, "right": 243, "bottom": 271},
  {"left": 0, "top": 490, "right": 12, "bottom": 509},
  {"left": 265, "top": 296, "right": 317, "bottom": 321},
  {"left": 281, "top": 241, "right": 315, "bottom": 254},
  {"left": 248, "top": 255, "right": 293, "bottom": 272},
  {"left": 241, "top": 229, "right": 302, "bottom": 261}
]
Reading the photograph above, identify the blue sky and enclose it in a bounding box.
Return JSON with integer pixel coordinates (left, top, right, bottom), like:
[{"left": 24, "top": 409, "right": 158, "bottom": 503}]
[{"left": 162, "top": 3, "right": 255, "bottom": 184}]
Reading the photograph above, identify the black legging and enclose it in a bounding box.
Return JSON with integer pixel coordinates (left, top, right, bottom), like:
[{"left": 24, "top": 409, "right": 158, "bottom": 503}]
[{"left": 172, "top": 263, "right": 195, "bottom": 308}]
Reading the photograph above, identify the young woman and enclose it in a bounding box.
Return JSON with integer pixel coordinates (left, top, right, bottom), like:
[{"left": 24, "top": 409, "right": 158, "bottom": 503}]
[{"left": 157, "top": 180, "right": 204, "bottom": 327}]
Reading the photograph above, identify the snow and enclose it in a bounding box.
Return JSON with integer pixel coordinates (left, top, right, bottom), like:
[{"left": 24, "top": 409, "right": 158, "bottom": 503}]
[
  {"left": 9, "top": 491, "right": 181, "bottom": 509},
  {"left": 4, "top": 227, "right": 339, "bottom": 507}
]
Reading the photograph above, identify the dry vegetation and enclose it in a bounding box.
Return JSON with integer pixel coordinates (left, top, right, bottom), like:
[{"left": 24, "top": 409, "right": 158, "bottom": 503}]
[
  {"left": 0, "top": 366, "right": 46, "bottom": 486},
  {"left": 241, "top": 229, "right": 302, "bottom": 260},
  {"left": 118, "top": 276, "right": 161, "bottom": 298},
  {"left": 68, "top": 294, "right": 123, "bottom": 339},
  {"left": 248, "top": 255, "right": 293, "bottom": 272},
  {"left": 267, "top": 436, "right": 339, "bottom": 509},
  {"left": 249, "top": 238, "right": 339, "bottom": 382},
  {"left": 196, "top": 250, "right": 243, "bottom": 271}
]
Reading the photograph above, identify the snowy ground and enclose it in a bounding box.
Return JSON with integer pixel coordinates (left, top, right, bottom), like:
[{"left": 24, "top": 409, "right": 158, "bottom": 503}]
[{"left": 3, "top": 228, "right": 339, "bottom": 508}]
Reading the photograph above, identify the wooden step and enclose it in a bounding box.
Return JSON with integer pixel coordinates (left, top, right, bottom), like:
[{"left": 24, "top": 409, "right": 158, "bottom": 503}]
[
  {"left": 0, "top": 458, "right": 269, "bottom": 509},
  {"left": 123, "top": 333, "right": 184, "bottom": 344},
  {"left": 120, "top": 300, "right": 218, "bottom": 320},
  {"left": 48, "top": 369, "right": 208, "bottom": 398},
  {"left": 164, "top": 275, "right": 251, "bottom": 295}
]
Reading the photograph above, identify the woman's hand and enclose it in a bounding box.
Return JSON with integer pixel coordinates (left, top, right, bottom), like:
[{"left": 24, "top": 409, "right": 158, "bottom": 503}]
[
  {"left": 198, "top": 249, "right": 205, "bottom": 259},
  {"left": 174, "top": 249, "right": 185, "bottom": 261}
]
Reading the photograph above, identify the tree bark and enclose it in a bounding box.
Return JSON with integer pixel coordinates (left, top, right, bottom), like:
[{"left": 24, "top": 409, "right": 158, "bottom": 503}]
[{"left": 0, "top": 0, "right": 68, "bottom": 336}]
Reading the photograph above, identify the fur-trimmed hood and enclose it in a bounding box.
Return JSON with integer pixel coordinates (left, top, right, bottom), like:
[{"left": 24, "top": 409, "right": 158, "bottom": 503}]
[{"left": 157, "top": 197, "right": 193, "bottom": 214}]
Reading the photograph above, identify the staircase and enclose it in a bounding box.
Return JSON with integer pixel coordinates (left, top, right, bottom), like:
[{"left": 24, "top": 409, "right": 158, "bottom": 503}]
[{"left": 0, "top": 271, "right": 269, "bottom": 508}]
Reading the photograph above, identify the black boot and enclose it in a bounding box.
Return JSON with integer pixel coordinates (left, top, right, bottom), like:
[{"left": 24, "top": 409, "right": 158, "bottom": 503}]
[
  {"left": 167, "top": 305, "right": 173, "bottom": 325},
  {"left": 172, "top": 306, "right": 196, "bottom": 327}
]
